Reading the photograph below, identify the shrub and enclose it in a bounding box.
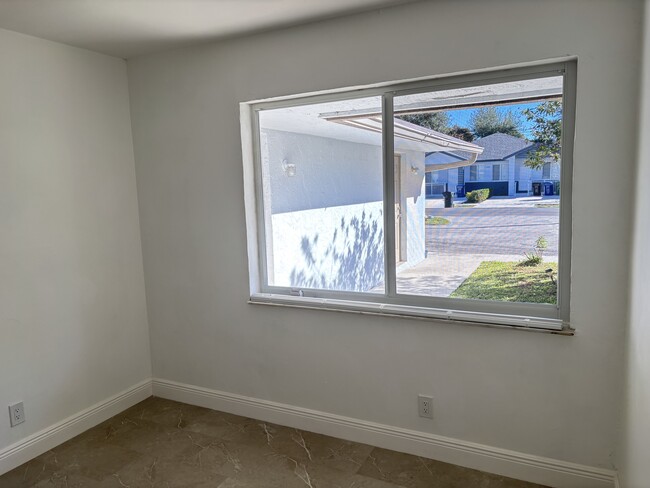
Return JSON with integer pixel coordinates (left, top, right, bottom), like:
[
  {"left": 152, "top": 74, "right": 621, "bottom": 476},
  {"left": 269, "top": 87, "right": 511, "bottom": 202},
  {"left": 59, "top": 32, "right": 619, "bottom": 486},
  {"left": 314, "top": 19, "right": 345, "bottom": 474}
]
[
  {"left": 519, "top": 253, "right": 542, "bottom": 266},
  {"left": 518, "top": 235, "right": 548, "bottom": 267},
  {"left": 465, "top": 188, "right": 491, "bottom": 203}
]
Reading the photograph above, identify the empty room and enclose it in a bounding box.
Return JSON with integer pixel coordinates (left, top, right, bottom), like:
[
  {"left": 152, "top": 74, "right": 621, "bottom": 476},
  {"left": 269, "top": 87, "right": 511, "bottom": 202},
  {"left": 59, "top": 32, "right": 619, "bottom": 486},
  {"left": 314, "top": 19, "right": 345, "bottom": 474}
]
[{"left": 0, "top": 0, "right": 649, "bottom": 487}]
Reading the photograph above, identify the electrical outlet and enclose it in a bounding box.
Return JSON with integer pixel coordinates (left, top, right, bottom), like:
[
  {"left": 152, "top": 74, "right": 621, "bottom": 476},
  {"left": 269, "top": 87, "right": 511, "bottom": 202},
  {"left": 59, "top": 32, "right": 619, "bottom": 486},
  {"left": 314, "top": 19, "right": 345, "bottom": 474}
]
[
  {"left": 418, "top": 395, "right": 433, "bottom": 419},
  {"left": 9, "top": 402, "right": 25, "bottom": 427}
]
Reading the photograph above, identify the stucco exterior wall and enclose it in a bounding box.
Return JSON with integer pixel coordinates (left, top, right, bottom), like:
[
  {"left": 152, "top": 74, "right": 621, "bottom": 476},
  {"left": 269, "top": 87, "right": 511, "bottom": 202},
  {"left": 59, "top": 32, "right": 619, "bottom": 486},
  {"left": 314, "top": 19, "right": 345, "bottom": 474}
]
[
  {"left": 396, "top": 150, "right": 426, "bottom": 270},
  {"left": 271, "top": 202, "right": 385, "bottom": 291},
  {"left": 261, "top": 129, "right": 383, "bottom": 214},
  {"left": 261, "top": 128, "right": 426, "bottom": 291}
]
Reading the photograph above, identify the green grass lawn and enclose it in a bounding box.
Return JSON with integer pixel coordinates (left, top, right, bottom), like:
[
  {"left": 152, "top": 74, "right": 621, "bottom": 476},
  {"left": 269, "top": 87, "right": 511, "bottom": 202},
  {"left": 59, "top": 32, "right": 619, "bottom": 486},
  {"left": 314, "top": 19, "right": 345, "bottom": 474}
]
[
  {"left": 425, "top": 216, "right": 450, "bottom": 225},
  {"left": 451, "top": 261, "right": 558, "bottom": 304}
]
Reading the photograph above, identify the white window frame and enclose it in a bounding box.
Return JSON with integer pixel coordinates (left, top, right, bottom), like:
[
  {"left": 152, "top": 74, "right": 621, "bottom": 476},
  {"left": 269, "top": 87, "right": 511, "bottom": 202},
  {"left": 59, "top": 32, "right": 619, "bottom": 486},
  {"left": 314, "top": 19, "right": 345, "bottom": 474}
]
[{"left": 241, "top": 61, "right": 576, "bottom": 332}]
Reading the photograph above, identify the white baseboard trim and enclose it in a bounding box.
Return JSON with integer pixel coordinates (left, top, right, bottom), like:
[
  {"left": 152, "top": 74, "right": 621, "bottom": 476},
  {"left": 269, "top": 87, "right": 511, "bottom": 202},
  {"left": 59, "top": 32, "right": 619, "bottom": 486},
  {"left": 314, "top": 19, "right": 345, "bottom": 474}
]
[
  {"left": 153, "top": 378, "right": 617, "bottom": 488},
  {"left": 0, "top": 378, "right": 152, "bottom": 476}
]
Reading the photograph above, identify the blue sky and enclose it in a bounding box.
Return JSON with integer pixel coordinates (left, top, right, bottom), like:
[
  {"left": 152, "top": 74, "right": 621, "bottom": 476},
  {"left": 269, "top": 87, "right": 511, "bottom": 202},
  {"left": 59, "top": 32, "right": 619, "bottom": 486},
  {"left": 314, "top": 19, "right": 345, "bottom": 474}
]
[{"left": 447, "top": 101, "right": 541, "bottom": 139}]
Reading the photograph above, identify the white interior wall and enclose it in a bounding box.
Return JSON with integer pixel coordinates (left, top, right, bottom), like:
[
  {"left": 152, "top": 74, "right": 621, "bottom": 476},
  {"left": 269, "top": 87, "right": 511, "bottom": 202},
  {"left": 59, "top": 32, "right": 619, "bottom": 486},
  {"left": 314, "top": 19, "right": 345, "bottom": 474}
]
[
  {"left": 618, "top": 1, "right": 650, "bottom": 486},
  {"left": 126, "top": 0, "right": 640, "bottom": 472},
  {"left": 0, "top": 28, "right": 151, "bottom": 456}
]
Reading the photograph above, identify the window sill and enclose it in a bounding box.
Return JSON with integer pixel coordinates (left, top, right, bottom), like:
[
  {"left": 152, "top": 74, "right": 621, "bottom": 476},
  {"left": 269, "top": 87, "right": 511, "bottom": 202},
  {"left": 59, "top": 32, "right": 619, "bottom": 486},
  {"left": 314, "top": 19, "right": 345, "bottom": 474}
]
[{"left": 249, "top": 293, "right": 573, "bottom": 335}]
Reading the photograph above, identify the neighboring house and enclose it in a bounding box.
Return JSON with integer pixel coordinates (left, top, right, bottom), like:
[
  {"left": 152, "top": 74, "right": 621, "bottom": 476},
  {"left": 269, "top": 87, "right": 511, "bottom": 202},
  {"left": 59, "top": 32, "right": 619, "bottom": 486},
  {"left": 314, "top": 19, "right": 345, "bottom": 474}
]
[
  {"left": 424, "top": 132, "right": 560, "bottom": 197},
  {"left": 259, "top": 111, "right": 482, "bottom": 292}
]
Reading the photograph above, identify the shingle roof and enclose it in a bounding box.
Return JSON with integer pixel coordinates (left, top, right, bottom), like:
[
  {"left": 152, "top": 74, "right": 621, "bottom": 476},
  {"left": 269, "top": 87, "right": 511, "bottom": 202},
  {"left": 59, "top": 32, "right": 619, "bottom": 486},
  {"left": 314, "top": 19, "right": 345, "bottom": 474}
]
[{"left": 454, "top": 133, "right": 534, "bottom": 162}]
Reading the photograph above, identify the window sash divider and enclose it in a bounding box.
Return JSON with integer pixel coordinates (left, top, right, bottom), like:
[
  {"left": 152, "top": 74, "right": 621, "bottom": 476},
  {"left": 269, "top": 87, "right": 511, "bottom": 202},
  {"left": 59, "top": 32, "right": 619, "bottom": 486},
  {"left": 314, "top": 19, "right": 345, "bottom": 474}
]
[
  {"left": 382, "top": 93, "right": 397, "bottom": 298},
  {"left": 556, "top": 60, "right": 577, "bottom": 323}
]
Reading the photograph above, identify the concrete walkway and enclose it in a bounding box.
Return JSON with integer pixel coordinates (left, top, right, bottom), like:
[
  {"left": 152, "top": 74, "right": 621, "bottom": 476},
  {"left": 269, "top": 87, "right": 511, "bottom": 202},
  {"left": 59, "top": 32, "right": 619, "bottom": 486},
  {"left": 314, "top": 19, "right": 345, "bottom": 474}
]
[
  {"left": 395, "top": 253, "right": 526, "bottom": 297},
  {"left": 476, "top": 195, "right": 560, "bottom": 208}
]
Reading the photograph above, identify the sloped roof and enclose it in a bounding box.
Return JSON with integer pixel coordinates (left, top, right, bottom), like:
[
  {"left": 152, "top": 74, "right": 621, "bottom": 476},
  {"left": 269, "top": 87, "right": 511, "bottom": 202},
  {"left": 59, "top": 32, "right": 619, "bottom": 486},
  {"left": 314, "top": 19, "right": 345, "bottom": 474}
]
[
  {"left": 425, "top": 151, "right": 466, "bottom": 165},
  {"left": 454, "top": 133, "right": 534, "bottom": 162}
]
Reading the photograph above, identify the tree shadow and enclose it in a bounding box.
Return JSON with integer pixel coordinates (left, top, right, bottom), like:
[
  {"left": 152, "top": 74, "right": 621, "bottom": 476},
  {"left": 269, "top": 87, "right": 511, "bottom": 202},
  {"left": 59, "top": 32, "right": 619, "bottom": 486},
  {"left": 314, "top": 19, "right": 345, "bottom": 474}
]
[{"left": 289, "top": 210, "right": 384, "bottom": 292}]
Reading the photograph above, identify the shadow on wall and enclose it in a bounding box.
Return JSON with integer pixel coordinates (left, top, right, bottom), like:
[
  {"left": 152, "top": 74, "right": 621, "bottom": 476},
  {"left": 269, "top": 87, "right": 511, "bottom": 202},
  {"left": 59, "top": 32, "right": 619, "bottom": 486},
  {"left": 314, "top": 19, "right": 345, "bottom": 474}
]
[{"left": 289, "top": 210, "right": 384, "bottom": 292}]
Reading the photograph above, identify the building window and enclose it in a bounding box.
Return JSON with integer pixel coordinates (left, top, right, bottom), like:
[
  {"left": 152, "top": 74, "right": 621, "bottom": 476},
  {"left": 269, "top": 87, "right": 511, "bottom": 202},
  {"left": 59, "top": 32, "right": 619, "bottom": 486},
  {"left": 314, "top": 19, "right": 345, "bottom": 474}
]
[
  {"left": 543, "top": 162, "right": 551, "bottom": 179},
  {"left": 242, "top": 61, "right": 575, "bottom": 330},
  {"left": 492, "top": 164, "right": 501, "bottom": 181}
]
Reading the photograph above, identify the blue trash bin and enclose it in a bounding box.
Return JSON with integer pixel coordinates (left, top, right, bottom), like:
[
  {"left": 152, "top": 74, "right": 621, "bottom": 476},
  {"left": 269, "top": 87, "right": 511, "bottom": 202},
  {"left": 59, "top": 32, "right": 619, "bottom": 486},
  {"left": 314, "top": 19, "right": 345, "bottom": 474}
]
[
  {"left": 544, "top": 182, "right": 554, "bottom": 196},
  {"left": 456, "top": 184, "right": 465, "bottom": 198}
]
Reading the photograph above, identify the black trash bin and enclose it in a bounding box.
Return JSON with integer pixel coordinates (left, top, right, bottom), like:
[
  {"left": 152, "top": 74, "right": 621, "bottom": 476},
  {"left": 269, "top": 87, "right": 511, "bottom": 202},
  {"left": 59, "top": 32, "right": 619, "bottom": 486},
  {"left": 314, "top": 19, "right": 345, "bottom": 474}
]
[
  {"left": 532, "top": 182, "right": 542, "bottom": 196},
  {"left": 443, "top": 191, "right": 453, "bottom": 208},
  {"left": 544, "top": 181, "right": 554, "bottom": 196}
]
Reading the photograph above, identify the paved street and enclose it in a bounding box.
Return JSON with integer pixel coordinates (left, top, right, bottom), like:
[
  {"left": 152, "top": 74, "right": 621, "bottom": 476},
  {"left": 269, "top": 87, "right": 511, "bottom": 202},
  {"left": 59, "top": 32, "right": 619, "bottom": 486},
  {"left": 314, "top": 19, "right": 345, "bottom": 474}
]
[{"left": 426, "top": 206, "right": 559, "bottom": 258}]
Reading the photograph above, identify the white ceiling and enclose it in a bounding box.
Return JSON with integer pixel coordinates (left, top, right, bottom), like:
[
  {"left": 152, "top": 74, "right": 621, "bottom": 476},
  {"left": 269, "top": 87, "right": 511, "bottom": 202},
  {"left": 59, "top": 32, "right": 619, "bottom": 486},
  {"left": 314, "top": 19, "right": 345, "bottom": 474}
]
[{"left": 0, "top": 0, "right": 414, "bottom": 59}]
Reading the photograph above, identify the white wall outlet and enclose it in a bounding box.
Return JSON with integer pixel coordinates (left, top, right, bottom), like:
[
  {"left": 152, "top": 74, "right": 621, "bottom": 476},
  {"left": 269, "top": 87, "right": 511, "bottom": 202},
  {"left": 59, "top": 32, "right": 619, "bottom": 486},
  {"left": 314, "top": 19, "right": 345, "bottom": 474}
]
[
  {"left": 9, "top": 402, "right": 25, "bottom": 427},
  {"left": 418, "top": 395, "right": 433, "bottom": 419}
]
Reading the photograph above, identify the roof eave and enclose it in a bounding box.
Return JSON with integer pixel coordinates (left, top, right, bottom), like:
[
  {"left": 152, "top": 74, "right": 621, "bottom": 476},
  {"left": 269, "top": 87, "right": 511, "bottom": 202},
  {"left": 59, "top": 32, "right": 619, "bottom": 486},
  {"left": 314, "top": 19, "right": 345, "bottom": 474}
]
[{"left": 426, "top": 153, "right": 479, "bottom": 172}]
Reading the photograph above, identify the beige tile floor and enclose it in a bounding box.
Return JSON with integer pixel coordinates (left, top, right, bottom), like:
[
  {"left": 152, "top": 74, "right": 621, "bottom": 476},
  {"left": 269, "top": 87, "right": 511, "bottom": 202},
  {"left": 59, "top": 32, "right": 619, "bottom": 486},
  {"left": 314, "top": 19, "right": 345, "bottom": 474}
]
[{"left": 0, "top": 397, "right": 550, "bottom": 488}]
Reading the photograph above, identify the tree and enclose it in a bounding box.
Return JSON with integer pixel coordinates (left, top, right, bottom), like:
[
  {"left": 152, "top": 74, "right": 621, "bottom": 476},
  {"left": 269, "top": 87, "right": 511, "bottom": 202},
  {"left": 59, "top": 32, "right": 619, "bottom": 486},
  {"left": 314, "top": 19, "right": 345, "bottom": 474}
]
[
  {"left": 469, "top": 107, "right": 523, "bottom": 139},
  {"left": 447, "top": 125, "right": 474, "bottom": 142},
  {"left": 522, "top": 100, "right": 562, "bottom": 169},
  {"left": 398, "top": 113, "right": 474, "bottom": 142},
  {"left": 398, "top": 112, "right": 450, "bottom": 133}
]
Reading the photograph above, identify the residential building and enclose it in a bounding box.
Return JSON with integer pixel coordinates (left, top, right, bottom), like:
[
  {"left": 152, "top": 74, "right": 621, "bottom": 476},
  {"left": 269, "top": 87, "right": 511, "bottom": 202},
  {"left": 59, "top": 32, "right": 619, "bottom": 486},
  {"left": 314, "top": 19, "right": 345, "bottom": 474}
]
[{"left": 425, "top": 133, "right": 561, "bottom": 197}]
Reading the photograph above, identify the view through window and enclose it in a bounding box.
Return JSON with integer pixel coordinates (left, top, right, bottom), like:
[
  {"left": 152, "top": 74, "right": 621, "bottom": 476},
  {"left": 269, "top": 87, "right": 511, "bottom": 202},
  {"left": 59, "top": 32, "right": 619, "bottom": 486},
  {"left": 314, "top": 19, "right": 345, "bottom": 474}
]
[
  {"left": 249, "top": 64, "right": 572, "bottom": 327},
  {"left": 258, "top": 96, "right": 386, "bottom": 294},
  {"left": 393, "top": 76, "right": 563, "bottom": 306}
]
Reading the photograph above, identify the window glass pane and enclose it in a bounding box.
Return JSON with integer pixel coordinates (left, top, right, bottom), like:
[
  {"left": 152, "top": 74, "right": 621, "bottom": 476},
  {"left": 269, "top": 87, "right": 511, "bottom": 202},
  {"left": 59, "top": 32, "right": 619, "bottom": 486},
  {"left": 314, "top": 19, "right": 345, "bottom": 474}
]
[
  {"left": 258, "top": 96, "right": 385, "bottom": 293},
  {"left": 492, "top": 164, "right": 501, "bottom": 181},
  {"left": 394, "top": 76, "right": 563, "bottom": 305}
]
